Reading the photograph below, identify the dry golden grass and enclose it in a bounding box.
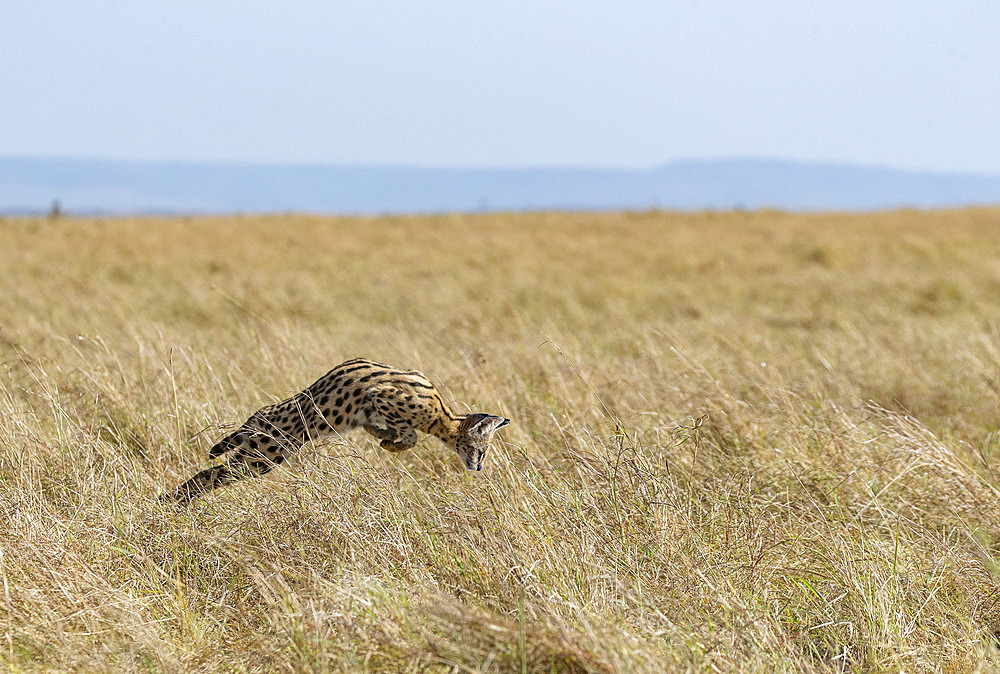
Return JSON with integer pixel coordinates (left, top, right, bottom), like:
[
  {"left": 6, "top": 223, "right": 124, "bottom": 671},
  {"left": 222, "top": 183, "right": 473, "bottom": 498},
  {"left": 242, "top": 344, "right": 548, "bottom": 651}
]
[{"left": 3, "top": 208, "right": 1000, "bottom": 671}]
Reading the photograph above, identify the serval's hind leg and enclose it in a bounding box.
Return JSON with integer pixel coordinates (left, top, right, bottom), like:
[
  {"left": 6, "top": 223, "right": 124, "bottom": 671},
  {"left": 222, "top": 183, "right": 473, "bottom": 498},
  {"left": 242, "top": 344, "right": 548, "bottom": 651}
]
[
  {"left": 167, "top": 464, "right": 238, "bottom": 504},
  {"left": 167, "top": 437, "right": 288, "bottom": 505}
]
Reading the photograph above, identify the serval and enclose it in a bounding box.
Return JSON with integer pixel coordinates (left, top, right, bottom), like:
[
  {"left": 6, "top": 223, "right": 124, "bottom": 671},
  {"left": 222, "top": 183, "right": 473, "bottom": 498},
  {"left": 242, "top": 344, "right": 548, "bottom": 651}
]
[{"left": 167, "top": 358, "right": 510, "bottom": 503}]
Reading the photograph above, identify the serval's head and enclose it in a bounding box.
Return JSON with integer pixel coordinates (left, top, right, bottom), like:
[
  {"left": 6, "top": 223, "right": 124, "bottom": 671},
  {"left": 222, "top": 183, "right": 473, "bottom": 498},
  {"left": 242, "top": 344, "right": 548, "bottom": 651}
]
[{"left": 454, "top": 413, "right": 510, "bottom": 471}]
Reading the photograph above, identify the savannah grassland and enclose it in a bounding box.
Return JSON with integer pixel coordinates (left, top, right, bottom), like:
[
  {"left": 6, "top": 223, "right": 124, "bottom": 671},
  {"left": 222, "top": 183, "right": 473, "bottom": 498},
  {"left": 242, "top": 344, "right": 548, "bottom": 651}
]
[{"left": 4, "top": 208, "right": 1000, "bottom": 673}]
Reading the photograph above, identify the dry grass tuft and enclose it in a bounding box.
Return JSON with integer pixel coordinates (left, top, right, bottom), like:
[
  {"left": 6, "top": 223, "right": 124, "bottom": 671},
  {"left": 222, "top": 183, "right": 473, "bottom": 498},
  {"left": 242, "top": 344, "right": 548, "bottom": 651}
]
[{"left": 3, "top": 208, "right": 1000, "bottom": 671}]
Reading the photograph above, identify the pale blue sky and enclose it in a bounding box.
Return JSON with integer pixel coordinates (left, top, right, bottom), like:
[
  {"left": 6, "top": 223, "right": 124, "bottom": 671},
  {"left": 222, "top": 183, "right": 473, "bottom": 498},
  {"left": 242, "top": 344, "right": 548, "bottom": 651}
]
[{"left": 2, "top": 1, "right": 998, "bottom": 173}]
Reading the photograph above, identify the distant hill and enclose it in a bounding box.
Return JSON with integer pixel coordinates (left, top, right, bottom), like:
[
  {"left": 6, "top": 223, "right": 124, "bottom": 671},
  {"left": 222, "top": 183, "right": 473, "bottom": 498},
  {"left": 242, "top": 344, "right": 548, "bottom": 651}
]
[{"left": 3, "top": 156, "right": 1000, "bottom": 214}]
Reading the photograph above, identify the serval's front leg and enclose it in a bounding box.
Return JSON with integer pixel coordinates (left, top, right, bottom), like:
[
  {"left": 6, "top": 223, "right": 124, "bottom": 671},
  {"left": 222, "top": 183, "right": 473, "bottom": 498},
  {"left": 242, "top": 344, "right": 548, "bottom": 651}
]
[
  {"left": 364, "top": 385, "right": 419, "bottom": 452},
  {"left": 378, "top": 427, "right": 418, "bottom": 452}
]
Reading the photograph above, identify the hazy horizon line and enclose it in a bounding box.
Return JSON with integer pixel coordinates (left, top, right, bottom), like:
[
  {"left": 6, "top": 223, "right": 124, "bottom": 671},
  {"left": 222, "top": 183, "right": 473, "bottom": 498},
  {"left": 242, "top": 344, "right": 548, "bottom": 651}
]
[{"left": 6, "top": 153, "right": 1000, "bottom": 179}]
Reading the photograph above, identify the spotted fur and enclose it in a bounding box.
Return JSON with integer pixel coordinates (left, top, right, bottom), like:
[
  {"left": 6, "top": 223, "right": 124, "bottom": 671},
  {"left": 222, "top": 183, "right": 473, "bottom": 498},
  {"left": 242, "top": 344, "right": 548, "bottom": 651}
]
[{"left": 166, "top": 358, "right": 509, "bottom": 504}]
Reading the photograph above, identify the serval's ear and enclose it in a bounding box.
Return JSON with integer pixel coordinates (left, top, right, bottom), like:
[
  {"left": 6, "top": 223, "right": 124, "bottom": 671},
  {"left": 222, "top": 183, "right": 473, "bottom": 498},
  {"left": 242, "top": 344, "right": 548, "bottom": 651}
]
[{"left": 470, "top": 415, "right": 510, "bottom": 434}]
